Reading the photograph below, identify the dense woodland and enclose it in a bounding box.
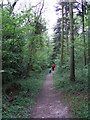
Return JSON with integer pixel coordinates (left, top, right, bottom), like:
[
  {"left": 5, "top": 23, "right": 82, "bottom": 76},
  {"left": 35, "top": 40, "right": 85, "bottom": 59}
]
[
  {"left": 53, "top": 0, "right": 89, "bottom": 118},
  {"left": 1, "top": 0, "right": 90, "bottom": 118}
]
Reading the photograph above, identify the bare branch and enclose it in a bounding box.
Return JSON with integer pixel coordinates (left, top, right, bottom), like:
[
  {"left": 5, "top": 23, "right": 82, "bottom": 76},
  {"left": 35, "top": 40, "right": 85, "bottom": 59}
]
[
  {"left": 6, "top": 0, "right": 20, "bottom": 15},
  {"left": 10, "top": 0, "right": 19, "bottom": 14},
  {"left": 32, "top": 2, "right": 41, "bottom": 8},
  {"left": 38, "top": 0, "right": 44, "bottom": 20}
]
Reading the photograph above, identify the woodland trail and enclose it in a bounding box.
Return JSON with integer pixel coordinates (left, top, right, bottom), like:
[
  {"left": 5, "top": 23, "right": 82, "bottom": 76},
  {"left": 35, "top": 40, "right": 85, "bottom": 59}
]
[{"left": 29, "top": 71, "right": 72, "bottom": 118}]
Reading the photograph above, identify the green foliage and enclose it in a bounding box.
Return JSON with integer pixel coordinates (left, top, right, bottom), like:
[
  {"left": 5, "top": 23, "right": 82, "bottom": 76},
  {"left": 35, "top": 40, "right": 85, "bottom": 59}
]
[
  {"left": 2, "top": 5, "right": 52, "bottom": 118},
  {"left": 2, "top": 71, "right": 46, "bottom": 118},
  {"left": 53, "top": 66, "right": 88, "bottom": 118},
  {"left": 53, "top": 1, "right": 89, "bottom": 118},
  {"left": 70, "top": 96, "right": 88, "bottom": 118},
  {"left": 2, "top": 8, "right": 25, "bottom": 83},
  {"left": 2, "top": 7, "right": 51, "bottom": 83},
  {"left": 2, "top": 6, "right": 52, "bottom": 118}
]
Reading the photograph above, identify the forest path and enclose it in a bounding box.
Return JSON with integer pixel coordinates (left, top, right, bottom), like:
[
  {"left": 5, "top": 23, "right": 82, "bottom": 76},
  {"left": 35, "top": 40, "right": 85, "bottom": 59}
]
[{"left": 29, "top": 71, "right": 72, "bottom": 118}]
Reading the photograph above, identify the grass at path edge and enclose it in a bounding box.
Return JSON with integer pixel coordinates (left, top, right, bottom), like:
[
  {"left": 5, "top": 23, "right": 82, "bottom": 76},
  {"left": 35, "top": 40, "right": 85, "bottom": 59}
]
[
  {"left": 2, "top": 70, "right": 47, "bottom": 118},
  {"left": 53, "top": 68, "right": 88, "bottom": 118}
]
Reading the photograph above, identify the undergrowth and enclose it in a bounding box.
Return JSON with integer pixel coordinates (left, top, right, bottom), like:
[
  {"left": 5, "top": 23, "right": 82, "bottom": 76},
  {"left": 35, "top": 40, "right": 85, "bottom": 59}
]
[
  {"left": 2, "top": 70, "right": 46, "bottom": 118},
  {"left": 53, "top": 66, "right": 88, "bottom": 118}
]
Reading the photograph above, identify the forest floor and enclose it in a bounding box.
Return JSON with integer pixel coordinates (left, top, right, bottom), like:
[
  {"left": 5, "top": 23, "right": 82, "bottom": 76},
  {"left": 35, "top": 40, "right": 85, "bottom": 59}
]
[{"left": 28, "top": 71, "right": 72, "bottom": 118}]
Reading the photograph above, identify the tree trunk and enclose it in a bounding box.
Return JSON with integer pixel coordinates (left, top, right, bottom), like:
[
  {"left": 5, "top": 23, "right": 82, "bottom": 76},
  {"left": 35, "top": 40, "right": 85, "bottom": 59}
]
[
  {"left": 65, "top": 3, "right": 69, "bottom": 54},
  {"left": 82, "top": 0, "right": 86, "bottom": 65},
  {"left": 61, "top": 3, "right": 64, "bottom": 65},
  {"left": 69, "top": 2, "right": 75, "bottom": 81}
]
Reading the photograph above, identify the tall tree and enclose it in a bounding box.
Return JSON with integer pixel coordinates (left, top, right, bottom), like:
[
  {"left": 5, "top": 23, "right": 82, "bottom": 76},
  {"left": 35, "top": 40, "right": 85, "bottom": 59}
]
[
  {"left": 69, "top": 2, "right": 75, "bottom": 81},
  {"left": 65, "top": 3, "right": 69, "bottom": 54},
  {"left": 52, "top": 18, "right": 61, "bottom": 59},
  {"left": 82, "top": 0, "right": 86, "bottom": 65},
  {"left": 61, "top": 3, "right": 64, "bottom": 65}
]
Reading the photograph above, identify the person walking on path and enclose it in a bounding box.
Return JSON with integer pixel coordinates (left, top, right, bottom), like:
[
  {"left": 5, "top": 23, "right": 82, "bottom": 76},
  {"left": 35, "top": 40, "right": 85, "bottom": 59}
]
[
  {"left": 51, "top": 63, "right": 55, "bottom": 71},
  {"left": 48, "top": 66, "right": 52, "bottom": 73}
]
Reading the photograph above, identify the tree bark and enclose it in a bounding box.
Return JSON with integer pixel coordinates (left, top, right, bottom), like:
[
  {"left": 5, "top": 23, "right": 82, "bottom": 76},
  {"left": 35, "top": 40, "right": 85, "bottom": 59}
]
[
  {"left": 69, "top": 2, "right": 75, "bottom": 81},
  {"left": 65, "top": 3, "right": 69, "bottom": 54},
  {"left": 82, "top": 0, "right": 86, "bottom": 65},
  {"left": 61, "top": 3, "right": 64, "bottom": 65}
]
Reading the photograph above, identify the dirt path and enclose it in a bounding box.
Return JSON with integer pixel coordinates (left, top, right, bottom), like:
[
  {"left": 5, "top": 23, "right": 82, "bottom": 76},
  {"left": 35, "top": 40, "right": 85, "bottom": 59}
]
[{"left": 29, "top": 71, "right": 72, "bottom": 118}]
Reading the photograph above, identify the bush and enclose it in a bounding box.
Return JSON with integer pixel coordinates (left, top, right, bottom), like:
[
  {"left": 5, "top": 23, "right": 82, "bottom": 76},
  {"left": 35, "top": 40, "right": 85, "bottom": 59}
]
[
  {"left": 53, "top": 66, "right": 88, "bottom": 118},
  {"left": 2, "top": 71, "right": 46, "bottom": 118}
]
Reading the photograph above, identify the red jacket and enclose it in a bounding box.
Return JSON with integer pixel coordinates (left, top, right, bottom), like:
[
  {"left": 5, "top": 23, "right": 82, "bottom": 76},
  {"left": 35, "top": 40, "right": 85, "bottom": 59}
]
[{"left": 52, "top": 64, "right": 55, "bottom": 68}]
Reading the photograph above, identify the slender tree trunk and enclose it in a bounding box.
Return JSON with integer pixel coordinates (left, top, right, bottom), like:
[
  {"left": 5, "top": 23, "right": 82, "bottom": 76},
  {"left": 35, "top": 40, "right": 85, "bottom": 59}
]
[
  {"left": 61, "top": 3, "right": 64, "bottom": 65},
  {"left": 1, "top": 1, "right": 3, "bottom": 9},
  {"left": 65, "top": 3, "right": 69, "bottom": 54},
  {"left": 87, "top": 6, "right": 90, "bottom": 63},
  {"left": 82, "top": 0, "right": 86, "bottom": 65},
  {"left": 69, "top": 2, "right": 75, "bottom": 81}
]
